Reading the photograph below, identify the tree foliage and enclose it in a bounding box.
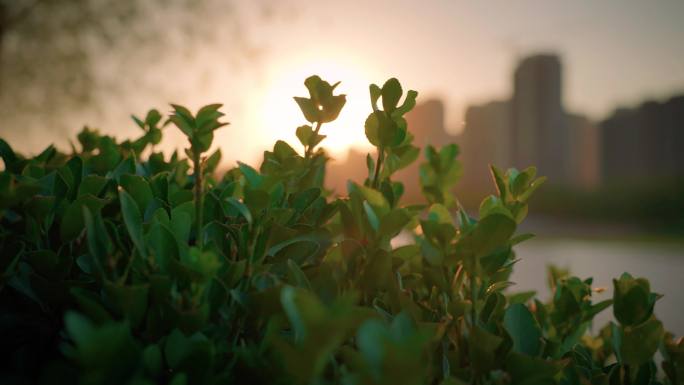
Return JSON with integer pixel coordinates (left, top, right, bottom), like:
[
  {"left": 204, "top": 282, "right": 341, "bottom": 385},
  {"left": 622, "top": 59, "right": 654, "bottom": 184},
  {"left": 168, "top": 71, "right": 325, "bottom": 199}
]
[{"left": 0, "top": 0, "right": 265, "bottom": 146}]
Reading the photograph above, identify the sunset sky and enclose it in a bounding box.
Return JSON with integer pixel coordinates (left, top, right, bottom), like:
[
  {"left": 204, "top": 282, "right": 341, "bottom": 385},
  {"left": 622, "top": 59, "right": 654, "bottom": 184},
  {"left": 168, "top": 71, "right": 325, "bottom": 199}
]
[
  {"left": 5, "top": 0, "right": 684, "bottom": 166},
  {"left": 241, "top": 0, "right": 684, "bottom": 162}
]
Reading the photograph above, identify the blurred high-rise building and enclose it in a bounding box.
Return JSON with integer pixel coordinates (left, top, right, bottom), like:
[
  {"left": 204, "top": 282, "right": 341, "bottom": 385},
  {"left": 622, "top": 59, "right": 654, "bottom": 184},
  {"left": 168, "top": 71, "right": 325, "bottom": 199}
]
[
  {"left": 567, "top": 114, "right": 601, "bottom": 189},
  {"left": 460, "top": 100, "right": 511, "bottom": 196},
  {"left": 460, "top": 53, "right": 599, "bottom": 198},
  {"left": 511, "top": 54, "right": 571, "bottom": 183},
  {"left": 601, "top": 95, "right": 684, "bottom": 182},
  {"left": 406, "top": 99, "right": 451, "bottom": 148}
]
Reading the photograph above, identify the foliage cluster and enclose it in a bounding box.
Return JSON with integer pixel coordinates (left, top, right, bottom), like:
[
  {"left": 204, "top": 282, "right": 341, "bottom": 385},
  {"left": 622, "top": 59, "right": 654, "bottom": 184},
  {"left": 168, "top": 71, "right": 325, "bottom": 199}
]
[
  {"left": 532, "top": 181, "right": 684, "bottom": 233},
  {"left": 0, "top": 75, "right": 681, "bottom": 385}
]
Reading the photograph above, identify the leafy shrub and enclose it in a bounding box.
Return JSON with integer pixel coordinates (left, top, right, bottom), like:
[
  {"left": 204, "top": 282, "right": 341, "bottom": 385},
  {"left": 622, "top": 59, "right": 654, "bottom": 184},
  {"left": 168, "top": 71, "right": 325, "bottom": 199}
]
[{"left": 0, "top": 75, "right": 681, "bottom": 385}]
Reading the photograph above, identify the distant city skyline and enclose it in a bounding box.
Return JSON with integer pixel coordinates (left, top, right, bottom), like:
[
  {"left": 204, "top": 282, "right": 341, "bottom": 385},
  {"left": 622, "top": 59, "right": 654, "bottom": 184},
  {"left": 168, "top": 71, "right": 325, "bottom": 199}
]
[
  {"left": 460, "top": 53, "right": 600, "bottom": 194},
  {"left": 329, "top": 51, "right": 683, "bottom": 203},
  {"left": 2, "top": 0, "right": 683, "bottom": 167},
  {"left": 258, "top": 0, "right": 684, "bottom": 131}
]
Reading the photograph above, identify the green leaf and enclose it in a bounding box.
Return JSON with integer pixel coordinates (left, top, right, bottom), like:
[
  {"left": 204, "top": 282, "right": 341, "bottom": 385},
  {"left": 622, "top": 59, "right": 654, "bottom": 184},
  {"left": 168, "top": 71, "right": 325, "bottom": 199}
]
[
  {"left": 296, "top": 125, "right": 314, "bottom": 147},
  {"left": 369, "top": 84, "right": 382, "bottom": 111},
  {"left": 427, "top": 203, "right": 453, "bottom": 225},
  {"left": 479, "top": 195, "right": 513, "bottom": 220},
  {"left": 584, "top": 299, "right": 613, "bottom": 322},
  {"left": 364, "top": 111, "right": 384, "bottom": 147},
  {"left": 355, "top": 312, "right": 431, "bottom": 383},
  {"left": 509, "top": 233, "right": 535, "bottom": 246},
  {"left": 458, "top": 206, "right": 475, "bottom": 233},
  {"left": 613, "top": 273, "right": 657, "bottom": 326},
  {"left": 132, "top": 115, "right": 145, "bottom": 129},
  {"left": 304, "top": 75, "right": 322, "bottom": 99},
  {"left": 350, "top": 183, "right": 390, "bottom": 215},
  {"left": 61, "top": 195, "right": 107, "bottom": 241},
  {"left": 0, "top": 138, "right": 18, "bottom": 171},
  {"left": 266, "top": 230, "right": 326, "bottom": 261},
  {"left": 518, "top": 176, "right": 547, "bottom": 203},
  {"left": 103, "top": 281, "right": 149, "bottom": 327},
  {"left": 147, "top": 222, "right": 178, "bottom": 272},
  {"left": 238, "top": 162, "right": 263, "bottom": 188},
  {"left": 64, "top": 312, "right": 141, "bottom": 383},
  {"left": 120, "top": 174, "right": 153, "bottom": 212},
  {"left": 70, "top": 287, "right": 112, "bottom": 324},
  {"left": 481, "top": 291, "right": 506, "bottom": 324},
  {"left": 381, "top": 78, "right": 403, "bottom": 112},
  {"left": 610, "top": 322, "right": 623, "bottom": 363},
  {"left": 469, "top": 325, "right": 503, "bottom": 373},
  {"left": 507, "top": 291, "right": 537, "bottom": 305},
  {"left": 273, "top": 140, "right": 298, "bottom": 159},
  {"left": 82, "top": 207, "right": 109, "bottom": 279},
  {"left": 109, "top": 155, "right": 135, "bottom": 183},
  {"left": 164, "top": 329, "right": 214, "bottom": 383},
  {"left": 320, "top": 94, "right": 346, "bottom": 123},
  {"left": 505, "top": 352, "right": 561, "bottom": 385},
  {"left": 224, "top": 197, "right": 252, "bottom": 225},
  {"left": 287, "top": 259, "right": 312, "bottom": 290},
  {"left": 621, "top": 317, "right": 664, "bottom": 366},
  {"left": 490, "top": 165, "right": 508, "bottom": 202},
  {"left": 204, "top": 148, "right": 222, "bottom": 173},
  {"left": 385, "top": 144, "right": 419, "bottom": 175},
  {"left": 280, "top": 286, "right": 322, "bottom": 342},
  {"left": 196, "top": 104, "right": 226, "bottom": 133},
  {"left": 78, "top": 175, "right": 108, "bottom": 198},
  {"left": 170, "top": 104, "right": 227, "bottom": 155},
  {"left": 142, "top": 344, "right": 163, "bottom": 376},
  {"left": 119, "top": 190, "right": 146, "bottom": 255},
  {"left": 180, "top": 247, "right": 221, "bottom": 281},
  {"left": 145, "top": 109, "right": 162, "bottom": 127},
  {"left": 92, "top": 137, "right": 123, "bottom": 174},
  {"left": 363, "top": 201, "right": 380, "bottom": 232},
  {"left": 451, "top": 214, "right": 517, "bottom": 268},
  {"left": 394, "top": 90, "right": 418, "bottom": 117},
  {"left": 510, "top": 167, "right": 533, "bottom": 197},
  {"left": 471, "top": 214, "right": 517, "bottom": 256},
  {"left": 365, "top": 111, "right": 405, "bottom": 148},
  {"left": 291, "top": 187, "right": 321, "bottom": 213},
  {"left": 25, "top": 195, "right": 55, "bottom": 222},
  {"left": 378, "top": 209, "right": 411, "bottom": 239},
  {"left": 24, "top": 250, "right": 70, "bottom": 280},
  {"left": 294, "top": 97, "right": 319, "bottom": 123},
  {"left": 503, "top": 303, "right": 542, "bottom": 356},
  {"left": 169, "top": 104, "right": 195, "bottom": 137},
  {"left": 392, "top": 244, "right": 420, "bottom": 261}
]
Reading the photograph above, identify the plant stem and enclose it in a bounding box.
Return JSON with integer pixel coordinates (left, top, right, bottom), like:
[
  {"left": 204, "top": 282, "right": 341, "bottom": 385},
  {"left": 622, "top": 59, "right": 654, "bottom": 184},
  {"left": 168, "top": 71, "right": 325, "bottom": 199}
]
[
  {"left": 470, "top": 274, "right": 478, "bottom": 326},
  {"left": 304, "top": 121, "right": 323, "bottom": 158},
  {"left": 193, "top": 153, "right": 204, "bottom": 249},
  {"left": 372, "top": 146, "right": 384, "bottom": 188}
]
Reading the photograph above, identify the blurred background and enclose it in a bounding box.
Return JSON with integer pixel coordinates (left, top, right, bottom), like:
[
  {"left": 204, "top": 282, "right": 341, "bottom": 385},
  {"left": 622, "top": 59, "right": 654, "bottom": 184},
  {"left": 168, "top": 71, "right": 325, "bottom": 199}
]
[{"left": 1, "top": 0, "right": 683, "bottom": 332}]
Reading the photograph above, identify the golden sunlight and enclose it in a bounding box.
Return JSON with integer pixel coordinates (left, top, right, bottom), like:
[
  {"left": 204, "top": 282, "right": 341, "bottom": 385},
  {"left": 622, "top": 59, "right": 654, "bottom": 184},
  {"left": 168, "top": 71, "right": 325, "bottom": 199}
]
[{"left": 254, "top": 56, "right": 375, "bottom": 161}]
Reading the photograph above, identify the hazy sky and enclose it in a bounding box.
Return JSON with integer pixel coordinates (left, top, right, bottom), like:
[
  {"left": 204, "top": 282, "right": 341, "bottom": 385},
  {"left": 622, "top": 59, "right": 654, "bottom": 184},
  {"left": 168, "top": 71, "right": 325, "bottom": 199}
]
[
  {"left": 260, "top": 0, "right": 684, "bottom": 120},
  {"left": 237, "top": 0, "right": 684, "bottom": 162},
  {"left": 5, "top": 0, "right": 684, "bottom": 165}
]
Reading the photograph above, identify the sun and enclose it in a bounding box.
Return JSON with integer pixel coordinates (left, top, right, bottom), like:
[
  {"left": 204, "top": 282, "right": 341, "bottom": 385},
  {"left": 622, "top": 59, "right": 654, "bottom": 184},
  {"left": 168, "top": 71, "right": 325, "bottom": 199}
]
[{"left": 253, "top": 56, "right": 375, "bottom": 161}]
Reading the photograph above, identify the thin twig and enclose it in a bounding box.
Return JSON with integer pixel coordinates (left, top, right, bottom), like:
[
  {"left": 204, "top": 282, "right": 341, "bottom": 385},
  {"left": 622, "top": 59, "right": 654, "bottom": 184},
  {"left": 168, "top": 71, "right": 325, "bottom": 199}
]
[{"left": 194, "top": 153, "right": 204, "bottom": 249}]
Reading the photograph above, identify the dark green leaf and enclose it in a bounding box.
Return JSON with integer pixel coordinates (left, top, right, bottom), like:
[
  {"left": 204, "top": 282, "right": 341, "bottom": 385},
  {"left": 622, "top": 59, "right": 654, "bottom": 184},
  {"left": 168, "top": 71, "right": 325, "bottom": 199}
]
[
  {"left": 119, "top": 190, "right": 146, "bottom": 255},
  {"left": 504, "top": 303, "right": 543, "bottom": 356}
]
